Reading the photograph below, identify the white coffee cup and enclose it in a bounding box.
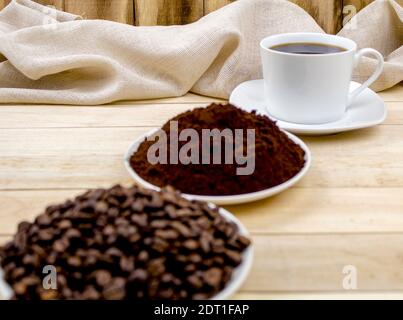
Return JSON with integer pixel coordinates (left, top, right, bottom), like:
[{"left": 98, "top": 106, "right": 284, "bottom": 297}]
[{"left": 260, "top": 33, "right": 384, "bottom": 124}]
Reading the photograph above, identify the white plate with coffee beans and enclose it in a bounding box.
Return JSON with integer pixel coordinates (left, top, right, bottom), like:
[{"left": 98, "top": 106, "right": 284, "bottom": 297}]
[
  {"left": 0, "top": 186, "right": 253, "bottom": 300},
  {"left": 125, "top": 129, "right": 311, "bottom": 205}
]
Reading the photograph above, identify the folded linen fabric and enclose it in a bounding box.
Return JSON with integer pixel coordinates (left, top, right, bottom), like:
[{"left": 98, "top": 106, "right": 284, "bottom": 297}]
[{"left": 0, "top": 0, "right": 401, "bottom": 105}]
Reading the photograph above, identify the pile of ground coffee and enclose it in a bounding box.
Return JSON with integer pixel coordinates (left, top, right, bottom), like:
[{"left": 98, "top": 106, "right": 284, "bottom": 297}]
[
  {"left": 130, "top": 103, "right": 306, "bottom": 196},
  {"left": 0, "top": 185, "right": 250, "bottom": 300}
]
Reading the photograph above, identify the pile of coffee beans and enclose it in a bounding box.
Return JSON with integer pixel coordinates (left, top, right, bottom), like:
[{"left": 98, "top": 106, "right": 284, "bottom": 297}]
[{"left": 0, "top": 185, "right": 251, "bottom": 300}]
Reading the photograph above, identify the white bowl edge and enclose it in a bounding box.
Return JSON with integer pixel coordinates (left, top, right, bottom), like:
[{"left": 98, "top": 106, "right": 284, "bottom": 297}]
[{"left": 124, "top": 129, "right": 312, "bottom": 205}]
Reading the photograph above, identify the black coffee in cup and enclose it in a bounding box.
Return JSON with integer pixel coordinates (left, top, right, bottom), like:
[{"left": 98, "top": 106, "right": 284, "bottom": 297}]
[{"left": 270, "top": 42, "right": 347, "bottom": 55}]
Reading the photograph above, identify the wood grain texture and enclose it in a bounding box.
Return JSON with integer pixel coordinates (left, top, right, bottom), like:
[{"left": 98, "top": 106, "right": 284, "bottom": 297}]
[
  {"left": 204, "top": 0, "right": 234, "bottom": 14},
  {"left": 234, "top": 292, "right": 403, "bottom": 300},
  {"left": 134, "top": 0, "right": 204, "bottom": 26},
  {"left": 64, "top": 0, "right": 133, "bottom": 24},
  {"left": 242, "top": 234, "right": 403, "bottom": 292},
  {"left": 0, "top": 101, "right": 400, "bottom": 129},
  {"left": 290, "top": 0, "right": 343, "bottom": 34},
  {"left": 1, "top": 234, "right": 403, "bottom": 293},
  {"left": 36, "top": 0, "right": 64, "bottom": 10},
  {"left": 1, "top": 188, "right": 403, "bottom": 235},
  {"left": 0, "top": 0, "right": 10, "bottom": 10},
  {"left": 2, "top": 125, "right": 403, "bottom": 190},
  {"left": 0, "top": 84, "right": 402, "bottom": 298}
]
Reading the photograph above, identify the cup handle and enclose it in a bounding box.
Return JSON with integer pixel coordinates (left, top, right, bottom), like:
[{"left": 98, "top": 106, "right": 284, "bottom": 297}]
[{"left": 348, "top": 48, "right": 384, "bottom": 106}]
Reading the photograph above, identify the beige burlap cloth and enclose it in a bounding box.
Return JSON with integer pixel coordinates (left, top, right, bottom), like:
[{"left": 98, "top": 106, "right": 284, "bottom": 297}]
[{"left": 0, "top": 0, "right": 401, "bottom": 105}]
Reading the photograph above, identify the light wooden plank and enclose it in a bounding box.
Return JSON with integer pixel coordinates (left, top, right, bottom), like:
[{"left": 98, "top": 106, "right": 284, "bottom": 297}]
[
  {"left": 385, "top": 102, "right": 403, "bottom": 125},
  {"left": 290, "top": 0, "right": 343, "bottom": 34},
  {"left": 134, "top": 0, "right": 204, "bottom": 26},
  {"left": 204, "top": 0, "right": 234, "bottom": 14},
  {"left": 379, "top": 83, "right": 403, "bottom": 102},
  {"left": 35, "top": 0, "right": 64, "bottom": 11},
  {"left": 2, "top": 126, "right": 403, "bottom": 189},
  {"left": 0, "top": 101, "right": 400, "bottom": 129},
  {"left": 234, "top": 292, "right": 403, "bottom": 300},
  {"left": 0, "top": 104, "right": 202, "bottom": 129},
  {"left": 1, "top": 234, "right": 403, "bottom": 292},
  {"left": 1, "top": 188, "right": 403, "bottom": 235},
  {"left": 203, "top": 0, "right": 346, "bottom": 34},
  {"left": 114, "top": 93, "right": 226, "bottom": 104},
  {"left": 228, "top": 187, "right": 403, "bottom": 234},
  {"left": 240, "top": 234, "right": 403, "bottom": 292},
  {"left": 64, "top": 0, "right": 134, "bottom": 24},
  {"left": 0, "top": 0, "right": 10, "bottom": 10},
  {"left": 301, "top": 125, "right": 403, "bottom": 188},
  {"left": 0, "top": 127, "right": 146, "bottom": 190}
]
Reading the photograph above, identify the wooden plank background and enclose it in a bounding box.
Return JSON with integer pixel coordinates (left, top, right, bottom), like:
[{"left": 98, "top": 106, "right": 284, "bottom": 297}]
[{"left": 0, "top": 0, "right": 380, "bottom": 34}]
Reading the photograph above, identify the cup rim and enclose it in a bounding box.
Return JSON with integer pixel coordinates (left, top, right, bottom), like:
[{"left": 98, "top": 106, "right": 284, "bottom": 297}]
[{"left": 260, "top": 32, "right": 357, "bottom": 57}]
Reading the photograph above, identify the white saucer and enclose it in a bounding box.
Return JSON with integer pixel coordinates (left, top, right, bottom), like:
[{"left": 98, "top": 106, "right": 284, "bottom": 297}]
[
  {"left": 230, "top": 80, "right": 387, "bottom": 135},
  {"left": 124, "top": 129, "right": 311, "bottom": 205},
  {"left": 0, "top": 207, "right": 253, "bottom": 300}
]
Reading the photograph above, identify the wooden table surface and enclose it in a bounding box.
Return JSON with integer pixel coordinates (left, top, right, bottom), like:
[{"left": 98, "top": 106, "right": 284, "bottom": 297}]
[{"left": 1, "top": 83, "right": 403, "bottom": 300}]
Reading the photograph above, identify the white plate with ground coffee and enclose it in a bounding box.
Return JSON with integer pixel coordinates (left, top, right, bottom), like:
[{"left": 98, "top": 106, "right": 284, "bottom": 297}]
[
  {"left": 230, "top": 79, "right": 387, "bottom": 136},
  {"left": 124, "top": 129, "right": 311, "bottom": 205}
]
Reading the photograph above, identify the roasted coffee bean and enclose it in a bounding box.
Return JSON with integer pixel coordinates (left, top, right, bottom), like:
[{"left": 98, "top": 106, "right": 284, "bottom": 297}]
[
  {"left": 171, "top": 221, "right": 193, "bottom": 237},
  {"left": 103, "top": 225, "right": 115, "bottom": 236},
  {"left": 22, "top": 254, "right": 40, "bottom": 267},
  {"left": 58, "top": 220, "right": 72, "bottom": 229},
  {"left": 131, "top": 214, "right": 147, "bottom": 227},
  {"left": 65, "top": 229, "right": 81, "bottom": 239},
  {"left": 17, "top": 221, "right": 31, "bottom": 233},
  {"left": 93, "top": 270, "right": 112, "bottom": 287},
  {"left": 107, "top": 207, "right": 119, "bottom": 218},
  {"left": 67, "top": 256, "right": 82, "bottom": 267},
  {"left": 103, "top": 278, "right": 126, "bottom": 300},
  {"left": 187, "top": 274, "right": 203, "bottom": 289},
  {"left": 150, "top": 220, "right": 169, "bottom": 229},
  {"left": 148, "top": 258, "right": 166, "bottom": 277},
  {"left": 204, "top": 268, "right": 223, "bottom": 288},
  {"left": 151, "top": 237, "right": 169, "bottom": 253},
  {"left": 137, "top": 250, "right": 149, "bottom": 262},
  {"left": 53, "top": 238, "right": 69, "bottom": 252},
  {"left": 82, "top": 286, "right": 101, "bottom": 300},
  {"left": 120, "top": 256, "right": 135, "bottom": 273},
  {"left": 94, "top": 201, "right": 108, "bottom": 214},
  {"left": 183, "top": 239, "right": 199, "bottom": 250},
  {"left": 129, "top": 269, "right": 147, "bottom": 282},
  {"left": 0, "top": 185, "right": 250, "bottom": 300},
  {"left": 237, "top": 235, "right": 252, "bottom": 249},
  {"left": 39, "top": 289, "right": 58, "bottom": 300},
  {"left": 155, "top": 229, "right": 179, "bottom": 240},
  {"left": 36, "top": 214, "right": 52, "bottom": 227},
  {"left": 11, "top": 267, "right": 25, "bottom": 279},
  {"left": 188, "top": 254, "right": 202, "bottom": 264},
  {"left": 105, "top": 247, "right": 123, "bottom": 258},
  {"left": 200, "top": 231, "right": 212, "bottom": 253},
  {"left": 38, "top": 229, "right": 54, "bottom": 241}
]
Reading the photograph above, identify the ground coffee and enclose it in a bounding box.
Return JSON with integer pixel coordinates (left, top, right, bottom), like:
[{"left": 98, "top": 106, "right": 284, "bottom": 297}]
[
  {"left": 130, "top": 103, "right": 306, "bottom": 196},
  {"left": 0, "top": 185, "right": 250, "bottom": 300}
]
